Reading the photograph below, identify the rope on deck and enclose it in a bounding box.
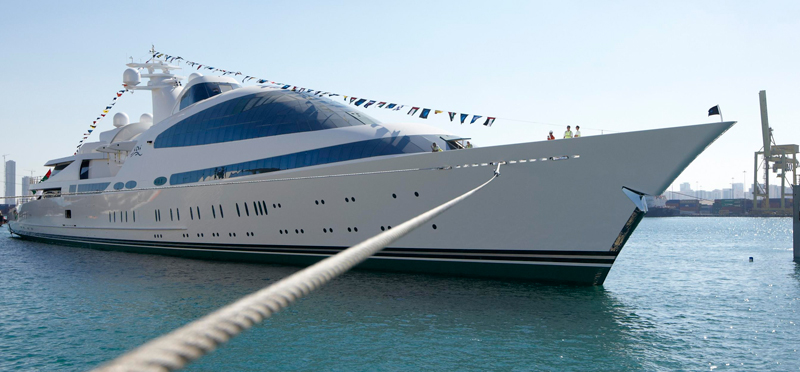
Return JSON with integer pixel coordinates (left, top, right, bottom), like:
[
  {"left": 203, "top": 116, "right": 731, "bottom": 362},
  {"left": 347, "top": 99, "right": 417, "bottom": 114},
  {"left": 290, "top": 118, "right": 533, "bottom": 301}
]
[{"left": 92, "top": 165, "right": 501, "bottom": 372}]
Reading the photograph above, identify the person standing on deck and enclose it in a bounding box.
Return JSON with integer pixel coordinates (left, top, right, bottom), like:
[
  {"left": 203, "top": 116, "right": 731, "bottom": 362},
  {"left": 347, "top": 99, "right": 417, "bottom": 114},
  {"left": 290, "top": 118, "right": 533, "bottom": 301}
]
[
  {"left": 563, "top": 126, "right": 573, "bottom": 139},
  {"left": 574, "top": 125, "right": 581, "bottom": 138},
  {"left": 547, "top": 131, "right": 555, "bottom": 140}
]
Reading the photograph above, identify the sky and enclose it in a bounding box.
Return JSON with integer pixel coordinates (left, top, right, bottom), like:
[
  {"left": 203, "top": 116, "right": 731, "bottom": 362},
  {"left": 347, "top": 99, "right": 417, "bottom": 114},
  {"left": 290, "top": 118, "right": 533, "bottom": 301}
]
[{"left": 1, "top": 1, "right": 799, "bottom": 197}]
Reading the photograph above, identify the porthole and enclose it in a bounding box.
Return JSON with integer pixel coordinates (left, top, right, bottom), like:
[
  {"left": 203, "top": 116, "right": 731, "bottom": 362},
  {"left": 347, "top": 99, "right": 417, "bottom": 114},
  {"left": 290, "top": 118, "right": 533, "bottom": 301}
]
[
  {"left": 392, "top": 193, "right": 396, "bottom": 199},
  {"left": 387, "top": 226, "right": 392, "bottom": 229},
  {"left": 125, "top": 180, "right": 137, "bottom": 189},
  {"left": 432, "top": 224, "right": 437, "bottom": 230},
  {"left": 251, "top": 232, "right": 255, "bottom": 237},
  {"left": 323, "top": 228, "right": 328, "bottom": 233},
  {"left": 300, "top": 229, "right": 304, "bottom": 234},
  {"left": 414, "top": 192, "right": 419, "bottom": 197},
  {"left": 347, "top": 227, "right": 352, "bottom": 232},
  {"left": 280, "top": 230, "right": 283, "bottom": 234},
  {"left": 345, "top": 197, "right": 350, "bottom": 202},
  {"left": 354, "top": 227, "right": 358, "bottom": 232},
  {"left": 273, "top": 203, "right": 276, "bottom": 208},
  {"left": 329, "top": 228, "right": 333, "bottom": 233},
  {"left": 315, "top": 200, "right": 319, "bottom": 205},
  {"left": 154, "top": 177, "right": 167, "bottom": 186},
  {"left": 351, "top": 197, "right": 355, "bottom": 202},
  {"left": 113, "top": 182, "right": 124, "bottom": 190},
  {"left": 278, "top": 203, "right": 281, "bottom": 208},
  {"left": 295, "top": 229, "right": 299, "bottom": 234},
  {"left": 246, "top": 232, "right": 250, "bottom": 236},
  {"left": 321, "top": 200, "right": 325, "bottom": 205},
  {"left": 381, "top": 226, "right": 385, "bottom": 231}
]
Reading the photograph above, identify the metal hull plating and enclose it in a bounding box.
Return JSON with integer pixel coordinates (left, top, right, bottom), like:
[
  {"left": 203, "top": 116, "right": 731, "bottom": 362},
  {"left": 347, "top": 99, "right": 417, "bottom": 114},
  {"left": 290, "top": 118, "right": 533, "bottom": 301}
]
[{"left": 10, "top": 121, "right": 734, "bottom": 285}]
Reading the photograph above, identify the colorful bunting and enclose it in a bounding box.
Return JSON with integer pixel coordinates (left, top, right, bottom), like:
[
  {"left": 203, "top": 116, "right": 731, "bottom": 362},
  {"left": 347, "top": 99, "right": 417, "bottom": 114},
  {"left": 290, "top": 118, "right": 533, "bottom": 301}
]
[
  {"left": 75, "top": 89, "right": 128, "bottom": 151},
  {"left": 152, "top": 50, "right": 500, "bottom": 128}
]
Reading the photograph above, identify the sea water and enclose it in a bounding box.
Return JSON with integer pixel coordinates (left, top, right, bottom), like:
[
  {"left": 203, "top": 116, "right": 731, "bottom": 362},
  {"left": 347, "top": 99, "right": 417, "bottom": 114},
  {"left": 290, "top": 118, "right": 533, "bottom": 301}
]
[{"left": 0, "top": 217, "right": 797, "bottom": 371}]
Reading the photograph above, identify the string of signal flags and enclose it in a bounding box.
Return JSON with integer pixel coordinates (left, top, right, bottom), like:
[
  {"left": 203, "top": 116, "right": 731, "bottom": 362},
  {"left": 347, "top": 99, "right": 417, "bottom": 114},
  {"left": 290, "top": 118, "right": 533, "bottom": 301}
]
[
  {"left": 75, "top": 89, "right": 128, "bottom": 153},
  {"left": 151, "top": 51, "right": 497, "bottom": 127}
]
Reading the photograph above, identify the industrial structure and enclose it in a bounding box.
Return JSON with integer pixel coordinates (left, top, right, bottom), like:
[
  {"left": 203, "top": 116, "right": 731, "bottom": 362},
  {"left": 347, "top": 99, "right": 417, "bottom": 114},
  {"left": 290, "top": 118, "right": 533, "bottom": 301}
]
[{"left": 752, "top": 90, "right": 798, "bottom": 216}]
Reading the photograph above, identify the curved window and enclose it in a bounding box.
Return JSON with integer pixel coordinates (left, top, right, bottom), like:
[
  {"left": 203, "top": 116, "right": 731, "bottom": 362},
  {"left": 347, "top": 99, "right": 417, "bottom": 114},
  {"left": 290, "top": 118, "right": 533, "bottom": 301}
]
[
  {"left": 169, "top": 135, "right": 448, "bottom": 185},
  {"left": 113, "top": 182, "right": 124, "bottom": 190},
  {"left": 156, "top": 91, "right": 378, "bottom": 149},
  {"left": 154, "top": 177, "right": 167, "bottom": 186},
  {"left": 179, "top": 82, "right": 237, "bottom": 111},
  {"left": 125, "top": 180, "right": 137, "bottom": 189}
]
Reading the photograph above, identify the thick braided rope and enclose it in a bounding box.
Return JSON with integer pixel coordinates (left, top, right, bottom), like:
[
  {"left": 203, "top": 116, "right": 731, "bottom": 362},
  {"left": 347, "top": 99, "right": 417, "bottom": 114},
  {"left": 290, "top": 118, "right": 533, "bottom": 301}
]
[{"left": 92, "top": 171, "right": 499, "bottom": 372}]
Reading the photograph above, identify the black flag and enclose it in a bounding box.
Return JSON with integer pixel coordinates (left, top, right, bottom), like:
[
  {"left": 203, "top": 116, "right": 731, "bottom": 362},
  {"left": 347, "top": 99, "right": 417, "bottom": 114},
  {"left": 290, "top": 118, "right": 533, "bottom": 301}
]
[{"left": 708, "top": 105, "right": 720, "bottom": 116}]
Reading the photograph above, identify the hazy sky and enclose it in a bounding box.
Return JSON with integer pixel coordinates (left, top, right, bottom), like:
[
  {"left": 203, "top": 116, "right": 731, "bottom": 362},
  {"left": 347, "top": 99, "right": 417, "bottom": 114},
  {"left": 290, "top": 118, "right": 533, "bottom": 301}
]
[{"left": 1, "top": 1, "right": 799, "bottom": 197}]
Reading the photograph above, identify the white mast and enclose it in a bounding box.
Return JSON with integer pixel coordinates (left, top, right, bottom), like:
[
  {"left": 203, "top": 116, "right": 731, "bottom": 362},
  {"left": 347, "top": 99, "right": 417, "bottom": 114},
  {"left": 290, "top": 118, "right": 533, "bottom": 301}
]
[{"left": 122, "top": 46, "right": 184, "bottom": 125}]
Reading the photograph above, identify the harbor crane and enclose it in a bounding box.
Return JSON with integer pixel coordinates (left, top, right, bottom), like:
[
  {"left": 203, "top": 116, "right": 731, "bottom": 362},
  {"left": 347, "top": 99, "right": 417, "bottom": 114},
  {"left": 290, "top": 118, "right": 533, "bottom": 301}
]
[{"left": 752, "top": 90, "right": 798, "bottom": 214}]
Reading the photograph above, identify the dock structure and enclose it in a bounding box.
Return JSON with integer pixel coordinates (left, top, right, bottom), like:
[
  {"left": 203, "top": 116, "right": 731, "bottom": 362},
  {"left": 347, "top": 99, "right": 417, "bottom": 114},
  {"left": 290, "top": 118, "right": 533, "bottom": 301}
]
[{"left": 795, "top": 185, "right": 800, "bottom": 262}]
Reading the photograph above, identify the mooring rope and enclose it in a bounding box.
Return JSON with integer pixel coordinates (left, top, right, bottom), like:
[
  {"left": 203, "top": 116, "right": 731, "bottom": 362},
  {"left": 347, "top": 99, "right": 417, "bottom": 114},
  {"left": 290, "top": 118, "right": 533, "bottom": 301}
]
[{"left": 92, "top": 165, "right": 501, "bottom": 372}]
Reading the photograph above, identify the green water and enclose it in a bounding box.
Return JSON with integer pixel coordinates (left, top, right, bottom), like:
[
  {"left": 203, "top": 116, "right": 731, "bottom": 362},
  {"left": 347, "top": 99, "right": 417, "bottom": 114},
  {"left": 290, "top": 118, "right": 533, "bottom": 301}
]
[{"left": 1, "top": 217, "right": 798, "bottom": 371}]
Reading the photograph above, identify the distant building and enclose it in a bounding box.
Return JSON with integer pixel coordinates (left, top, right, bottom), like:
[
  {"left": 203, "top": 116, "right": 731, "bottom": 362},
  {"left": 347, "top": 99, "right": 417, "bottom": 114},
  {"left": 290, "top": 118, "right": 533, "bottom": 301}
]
[
  {"left": 4, "top": 160, "right": 15, "bottom": 200},
  {"left": 21, "top": 176, "right": 31, "bottom": 203},
  {"left": 732, "top": 183, "right": 744, "bottom": 199},
  {"left": 680, "top": 182, "right": 692, "bottom": 193}
]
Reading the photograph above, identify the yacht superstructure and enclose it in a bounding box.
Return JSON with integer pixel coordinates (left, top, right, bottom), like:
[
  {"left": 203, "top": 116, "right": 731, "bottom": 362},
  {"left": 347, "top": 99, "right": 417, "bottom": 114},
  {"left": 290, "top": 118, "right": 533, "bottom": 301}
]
[{"left": 7, "top": 58, "right": 735, "bottom": 285}]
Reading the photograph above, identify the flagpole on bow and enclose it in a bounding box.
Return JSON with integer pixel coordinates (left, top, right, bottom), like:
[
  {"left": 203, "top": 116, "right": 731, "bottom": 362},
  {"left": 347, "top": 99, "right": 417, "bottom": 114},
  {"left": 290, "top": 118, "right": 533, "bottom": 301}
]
[{"left": 719, "top": 106, "right": 723, "bottom": 122}]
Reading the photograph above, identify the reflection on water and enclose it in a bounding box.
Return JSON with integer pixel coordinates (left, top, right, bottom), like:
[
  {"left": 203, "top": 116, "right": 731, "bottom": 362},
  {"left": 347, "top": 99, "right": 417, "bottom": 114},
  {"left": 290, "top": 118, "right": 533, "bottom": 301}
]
[{"left": 2, "top": 218, "right": 799, "bottom": 371}]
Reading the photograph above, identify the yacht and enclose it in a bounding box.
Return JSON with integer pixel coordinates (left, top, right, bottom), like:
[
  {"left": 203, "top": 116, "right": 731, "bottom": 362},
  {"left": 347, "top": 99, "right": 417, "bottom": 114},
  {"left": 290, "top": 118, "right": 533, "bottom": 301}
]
[{"left": 7, "top": 58, "right": 735, "bottom": 285}]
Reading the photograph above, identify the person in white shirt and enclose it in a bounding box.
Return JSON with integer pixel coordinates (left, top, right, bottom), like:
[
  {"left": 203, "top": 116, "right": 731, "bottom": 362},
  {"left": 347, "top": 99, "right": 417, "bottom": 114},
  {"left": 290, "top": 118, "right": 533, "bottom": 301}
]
[{"left": 574, "top": 125, "right": 581, "bottom": 138}]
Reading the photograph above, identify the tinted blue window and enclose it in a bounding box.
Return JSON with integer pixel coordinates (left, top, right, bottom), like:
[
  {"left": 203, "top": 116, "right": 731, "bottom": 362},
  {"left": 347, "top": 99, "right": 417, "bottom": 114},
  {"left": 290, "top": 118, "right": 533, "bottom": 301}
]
[
  {"left": 179, "top": 82, "right": 237, "bottom": 111},
  {"left": 113, "top": 182, "right": 124, "bottom": 190},
  {"left": 156, "top": 91, "right": 379, "bottom": 149},
  {"left": 77, "top": 182, "right": 111, "bottom": 192},
  {"left": 154, "top": 177, "right": 167, "bottom": 186},
  {"left": 125, "top": 181, "right": 137, "bottom": 189},
  {"left": 169, "top": 135, "right": 447, "bottom": 185}
]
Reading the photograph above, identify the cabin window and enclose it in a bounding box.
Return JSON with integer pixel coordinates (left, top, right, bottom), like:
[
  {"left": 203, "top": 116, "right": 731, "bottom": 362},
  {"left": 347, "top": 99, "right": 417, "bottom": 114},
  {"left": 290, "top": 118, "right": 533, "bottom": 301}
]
[
  {"left": 158, "top": 90, "right": 376, "bottom": 149},
  {"left": 79, "top": 160, "right": 90, "bottom": 180},
  {"left": 65, "top": 210, "right": 71, "bottom": 219}
]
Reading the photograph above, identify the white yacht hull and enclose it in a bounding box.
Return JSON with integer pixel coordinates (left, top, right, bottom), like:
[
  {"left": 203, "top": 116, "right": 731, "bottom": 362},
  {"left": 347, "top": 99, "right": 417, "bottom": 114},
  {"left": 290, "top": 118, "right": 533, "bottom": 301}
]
[{"left": 9, "top": 121, "right": 733, "bottom": 285}]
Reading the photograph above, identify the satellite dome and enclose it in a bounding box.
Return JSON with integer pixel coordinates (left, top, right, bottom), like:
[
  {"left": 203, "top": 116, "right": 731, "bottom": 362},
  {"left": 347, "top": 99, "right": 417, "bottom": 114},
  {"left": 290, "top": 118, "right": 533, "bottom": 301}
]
[
  {"left": 122, "top": 68, "right": 141, "bottom": 87},
  {"left": 188, "top": 73, "right": 203, "bottom": 82},
  {"left": 113, "top": 112, "right": 129, "bottom": 128},
  {"left": 140, "top": 113, "right": 153, "bottom": 126}
]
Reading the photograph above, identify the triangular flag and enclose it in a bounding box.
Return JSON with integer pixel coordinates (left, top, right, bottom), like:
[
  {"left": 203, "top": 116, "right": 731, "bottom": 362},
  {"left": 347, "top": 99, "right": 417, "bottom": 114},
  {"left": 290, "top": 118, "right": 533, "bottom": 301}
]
[
  {"left": 344, "top": 96, "right": 348, "bottom": 101},
  {"left": 354, "top": 98, "right": 367, "bottom": 106},
  {"left": 386, "top": 103, "right": 397, "bottom": 109},
  {"left": 483, "top": 117, "right": 496, "bottom": 127},
  {"left": 377, "top": 102, "right": 387, "bottom": 108},
  {"left": 470, "top": 115, "right": 482, "bottom": 124},
  {"left": 103, "top": 110, "right": 109, "bottom": 114},
  {"left": 350, "top": 97, "right": 358, "bottom": 104},
  {"left": 395, "top": 105, "right": 404, "bottom": 111},
  {"left": 448, "top": 112, "right": 456, "bottom": 122},
  {"left": 88, "top": 129, "right": 93, "bottom": 133},
  {"left": 434, "top": 110, "right": 443, "bottom": 115},
  {"left": 363, "top": 100, "right": 376, "bottom": 108},
  {"left": 408, "top": 107, "right": 420, "bottom": 116},
  {"left": 419, "top": 108, "right": 431, "bottom": 119},
  {"left": 460, "top": 114, "right": 468, "bottom": 124}
]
